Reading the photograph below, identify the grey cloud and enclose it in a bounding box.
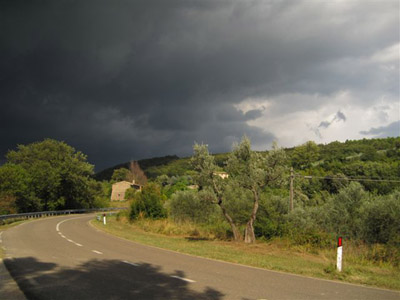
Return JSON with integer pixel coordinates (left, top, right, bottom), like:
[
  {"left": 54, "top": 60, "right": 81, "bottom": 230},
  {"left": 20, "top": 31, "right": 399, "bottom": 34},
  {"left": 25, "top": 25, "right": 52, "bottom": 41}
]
[
  {"left": 360, "top": 121, "right": 400, "bottom": 138},
  {"left": 313, "top": 110, "right": 347, "bottom": 138},
  {"left": 244, "top": 109, "right": 263, "bottom": 121},
  {"left": 318, "top": 121, "right": 331, "bottom": 129},
  {"left": 318, "top": 111, "right": 347, "bottom": 129},
  {"left": 334, "top": 111, "right": 346, "bottom": 122}
]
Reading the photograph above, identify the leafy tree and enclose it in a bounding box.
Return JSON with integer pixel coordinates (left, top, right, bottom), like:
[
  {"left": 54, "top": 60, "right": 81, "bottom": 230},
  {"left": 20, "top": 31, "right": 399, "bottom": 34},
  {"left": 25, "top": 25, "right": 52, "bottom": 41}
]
[
  {"left": 361, "top": 191, "right": 400, "bottom": 244},
  {"left": 0, "top": 194, "right": 17, "bottom": 215},
  {"left": 192, "top": 137, "right": 288, "bottom": 243},
  {"left": 111, "top": 168, "right": 131, "bottom": 182},
  {"left": 223, "top": 180, "right": 253, "bottom": 226},
  {"left": 0, "top": 163, "right": 39, "bottom": 213},
  {"left": 226, "top": 137, "right": 288, "bottom": 243},
  {"left": 191, "top": 143, "right": 242, "bottom": 241},
  {"left": 291, "top": 141, "right": 319, "bottom": 170},
  {"left": 6, "top": 139, "right": 95, "bottom": 211},
  {"left": 325, "top": 182, "right": 370, "bottom": 239}
]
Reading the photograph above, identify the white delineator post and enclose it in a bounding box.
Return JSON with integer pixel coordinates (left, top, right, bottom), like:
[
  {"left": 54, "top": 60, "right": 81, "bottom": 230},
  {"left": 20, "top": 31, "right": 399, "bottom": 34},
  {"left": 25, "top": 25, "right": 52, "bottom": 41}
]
[
  {"left": 103, "top": 213, "right": 106, "bottom": 225},
  {"left": 337, "top": 237, "right": 343, "bottom": 272}
]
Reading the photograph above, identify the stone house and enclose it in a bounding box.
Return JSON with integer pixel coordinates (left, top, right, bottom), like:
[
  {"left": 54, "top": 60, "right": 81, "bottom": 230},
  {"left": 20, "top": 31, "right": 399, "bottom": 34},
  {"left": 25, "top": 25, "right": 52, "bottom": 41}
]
[{"left": 111, "top": 180, "right": 143, "bottom": 201}]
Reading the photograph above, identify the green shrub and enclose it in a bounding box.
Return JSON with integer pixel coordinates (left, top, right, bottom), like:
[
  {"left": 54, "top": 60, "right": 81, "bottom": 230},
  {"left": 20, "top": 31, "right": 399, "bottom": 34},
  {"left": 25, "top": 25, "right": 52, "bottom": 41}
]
[
  {"left": 254, "top": 193, "right": 288, "bottom": 239},
  {"left": 129, "top": 183, "right": 166, "bottom": 220},
  {"left": 361, "top": 191, "right": 400, "bottom": 245},
  {"left": 167, "top": 190, "right": 219, "bottom": 224}
]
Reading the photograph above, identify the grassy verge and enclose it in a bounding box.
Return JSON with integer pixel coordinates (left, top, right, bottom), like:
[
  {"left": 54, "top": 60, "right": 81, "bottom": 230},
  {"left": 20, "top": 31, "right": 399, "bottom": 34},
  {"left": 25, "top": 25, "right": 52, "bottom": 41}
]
[
  {"left": 109, "top": 200, "right": 131, "bottom": 208},
  {"left": 92, "top": 215, "right": 400, "bottom": 290}
]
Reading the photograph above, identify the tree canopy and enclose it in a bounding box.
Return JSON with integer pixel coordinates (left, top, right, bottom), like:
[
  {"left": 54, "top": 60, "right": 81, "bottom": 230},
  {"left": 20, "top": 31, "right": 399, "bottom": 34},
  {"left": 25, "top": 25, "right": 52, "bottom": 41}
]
[
  {"left": 1, "top": 139, "right": 97, "bottom": 212},
  {"left": 191, "top": 137, "right": 287, "bottom": 243}
]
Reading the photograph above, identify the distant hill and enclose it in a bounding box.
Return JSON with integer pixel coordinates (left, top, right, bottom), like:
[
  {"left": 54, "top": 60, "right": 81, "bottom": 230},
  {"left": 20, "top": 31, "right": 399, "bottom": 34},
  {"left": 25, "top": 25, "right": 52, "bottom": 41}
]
[
  {"left": 94, "top": 155, "right": 180, "bottom": 181},
  {"left": 94, "top": 137, "right": 400, "bottom": 194}
]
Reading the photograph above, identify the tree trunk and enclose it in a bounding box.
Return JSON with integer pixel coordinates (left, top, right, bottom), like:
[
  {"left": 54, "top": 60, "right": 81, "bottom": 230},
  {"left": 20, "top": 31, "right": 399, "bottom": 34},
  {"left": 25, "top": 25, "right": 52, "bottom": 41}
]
[
  {"left": 211, "top": 178, "right": 241, "bottom": 241},
  {"left": 218, "top": 199, "right": 241, "bottom": 241},
  {"left": 244, "top": 188, "right": 259, "bottom": 243}
]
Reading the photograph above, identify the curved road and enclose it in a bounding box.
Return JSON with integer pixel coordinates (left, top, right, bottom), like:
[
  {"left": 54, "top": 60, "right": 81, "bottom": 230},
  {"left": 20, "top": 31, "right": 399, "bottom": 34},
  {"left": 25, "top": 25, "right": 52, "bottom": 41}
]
[{"left": 1, "top": 214, "right": 399, "bottom": 300}]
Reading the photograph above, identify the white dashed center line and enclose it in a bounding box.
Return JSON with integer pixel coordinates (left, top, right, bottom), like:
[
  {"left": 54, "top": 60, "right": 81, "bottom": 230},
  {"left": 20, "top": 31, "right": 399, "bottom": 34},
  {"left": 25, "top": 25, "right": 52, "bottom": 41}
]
[
  {"left": 92, "top": 250, "right": 103, "bottom": 255},
  {"left": 56, "top": 218, "right": 84, "bottom": 248},
  {"left": 122, "top": 260, "right": 140, "bottom": 266},
  {"left": 171, "top": 276, "right": 196, "bottom": 283}
]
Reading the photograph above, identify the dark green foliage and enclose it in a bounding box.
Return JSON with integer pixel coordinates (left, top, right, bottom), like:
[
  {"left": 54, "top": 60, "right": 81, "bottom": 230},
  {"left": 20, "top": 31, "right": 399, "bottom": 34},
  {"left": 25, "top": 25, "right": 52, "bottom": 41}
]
[
  {"left": 160, "top": 175, "right": 193, "bottom": 198},
  {"left": 2, "top": 139, "right": 97, "bottom": 212},
  {"left": 167, "top": 190, "right": 219, "bottom": 224},
  {"left": 290, "top": 141, "right": 320, "bottom": 170},
  {"left": 0, "top": 164, "right": 39, "bottom": 213},
  {"left": 111, "top": 168, "right": 130, "bottom": 183},
  {"left": 254, "top": 191, "right": 288, "bottom": 239},
  {"left": 130, "top": 183, "right": 166, "bottom": 220},
  {"left": 361, "top": 191, "right": 400, "bottom": 244},
  {"left": 328, "top": 182, "right": 370, "bottom": 239},
  {"left": 223, "top": 181, "right": 253, "bottom": 225}
]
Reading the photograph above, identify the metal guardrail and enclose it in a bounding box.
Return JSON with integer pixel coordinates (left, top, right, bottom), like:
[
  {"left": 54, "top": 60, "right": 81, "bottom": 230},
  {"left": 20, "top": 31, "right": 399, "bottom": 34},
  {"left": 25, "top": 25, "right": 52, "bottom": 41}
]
[{"left": 0, "top": 207, "right": 128, "bottom": 222}]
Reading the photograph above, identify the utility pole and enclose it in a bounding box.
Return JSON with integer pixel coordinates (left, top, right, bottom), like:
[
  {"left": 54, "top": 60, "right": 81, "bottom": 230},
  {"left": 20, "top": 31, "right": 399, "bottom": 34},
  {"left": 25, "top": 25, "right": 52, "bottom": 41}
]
[{"left": 289, "top": 167, "right": 294, "bottom": 212}]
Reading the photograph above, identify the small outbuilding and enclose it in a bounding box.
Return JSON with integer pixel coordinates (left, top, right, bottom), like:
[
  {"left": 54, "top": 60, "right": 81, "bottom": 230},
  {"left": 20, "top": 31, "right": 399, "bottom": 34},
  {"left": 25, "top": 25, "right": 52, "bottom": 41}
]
[{"left": 111, "top": 180, "right": 143, "bottom": 201}]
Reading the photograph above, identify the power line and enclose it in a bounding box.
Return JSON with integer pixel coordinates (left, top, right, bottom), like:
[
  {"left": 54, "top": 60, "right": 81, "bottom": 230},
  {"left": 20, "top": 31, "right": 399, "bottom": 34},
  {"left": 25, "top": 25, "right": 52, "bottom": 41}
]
[{"left": 294, "top": 174, "right": 400, "bottom": 183}]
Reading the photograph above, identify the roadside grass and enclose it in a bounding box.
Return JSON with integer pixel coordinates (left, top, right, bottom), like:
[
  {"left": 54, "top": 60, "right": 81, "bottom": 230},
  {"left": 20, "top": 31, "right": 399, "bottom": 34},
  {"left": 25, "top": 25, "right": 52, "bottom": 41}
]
[
  {"left": 92, "top": 215, "right": 400, "bottom": 291},
  {"left": 109, "top": 200, "right": 131, "bottom": 208}
]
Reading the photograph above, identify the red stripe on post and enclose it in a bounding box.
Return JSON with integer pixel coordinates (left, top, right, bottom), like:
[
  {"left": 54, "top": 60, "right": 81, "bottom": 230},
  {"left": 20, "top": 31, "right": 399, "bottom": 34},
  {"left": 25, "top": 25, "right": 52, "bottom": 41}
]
[{"left": 338, "top": 237, "right": 342, "bottom": 247}]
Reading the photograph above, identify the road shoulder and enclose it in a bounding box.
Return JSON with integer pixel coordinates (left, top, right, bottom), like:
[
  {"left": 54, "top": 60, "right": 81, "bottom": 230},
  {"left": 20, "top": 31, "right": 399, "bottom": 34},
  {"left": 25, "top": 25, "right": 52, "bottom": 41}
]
[{"left": 0, "top": 258, "right": 26, "bottom": 300}]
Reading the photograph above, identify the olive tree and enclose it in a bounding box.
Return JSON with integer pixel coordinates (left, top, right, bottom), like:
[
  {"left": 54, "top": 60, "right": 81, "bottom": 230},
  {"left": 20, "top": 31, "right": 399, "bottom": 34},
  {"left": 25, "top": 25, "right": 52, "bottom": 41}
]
[
  {"left": 226, "top": 137, "right": 287, "bottom": 243},
  {"left": 191, "top": 137, "right": 287, "bottom": 243},
  {"left": 191, "top": 143, "right": 241, "bottom": 241}
]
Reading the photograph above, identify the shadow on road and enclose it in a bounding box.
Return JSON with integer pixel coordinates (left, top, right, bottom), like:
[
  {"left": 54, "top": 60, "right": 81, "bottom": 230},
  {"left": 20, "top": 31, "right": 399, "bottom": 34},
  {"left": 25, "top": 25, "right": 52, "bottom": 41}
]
[{"left": 4, "top": 257, "right": 224, "bottom": 300}]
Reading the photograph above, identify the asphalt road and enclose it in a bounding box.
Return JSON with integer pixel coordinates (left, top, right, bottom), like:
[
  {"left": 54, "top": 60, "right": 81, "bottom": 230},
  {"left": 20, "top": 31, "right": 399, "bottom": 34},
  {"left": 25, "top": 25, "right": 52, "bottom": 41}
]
[{"left": 1, "top": 214, "right": 399, "bottom": 300}]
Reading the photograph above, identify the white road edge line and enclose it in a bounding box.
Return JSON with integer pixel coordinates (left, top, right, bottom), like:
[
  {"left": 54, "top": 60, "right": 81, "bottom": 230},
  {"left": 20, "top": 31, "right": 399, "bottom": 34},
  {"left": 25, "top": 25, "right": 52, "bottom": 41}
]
[
  {"left": 170, "top": 275, "right": 196, "bottom": 283},
  {"left": 122, "top": 260, "right": 139, "bottom": 266},
  {"left": 92, "top": 250, "right": 103, "bottom": 255},
  {"left": 0, "top": 231, "right": 3, "bottom": 243}
]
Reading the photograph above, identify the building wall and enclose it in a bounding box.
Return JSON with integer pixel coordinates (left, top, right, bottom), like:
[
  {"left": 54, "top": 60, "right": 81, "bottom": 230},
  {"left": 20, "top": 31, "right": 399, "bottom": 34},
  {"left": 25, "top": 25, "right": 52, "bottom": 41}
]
[{"left": 111, "top": 181, "right": 132, "bottom": 201}]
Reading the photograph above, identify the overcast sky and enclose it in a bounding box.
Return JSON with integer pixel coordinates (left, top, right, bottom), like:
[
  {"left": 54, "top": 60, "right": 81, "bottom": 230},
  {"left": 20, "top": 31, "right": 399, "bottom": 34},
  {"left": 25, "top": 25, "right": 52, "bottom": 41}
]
[{"left": 1, "top": 0, "right": 399, "bottom": 171}]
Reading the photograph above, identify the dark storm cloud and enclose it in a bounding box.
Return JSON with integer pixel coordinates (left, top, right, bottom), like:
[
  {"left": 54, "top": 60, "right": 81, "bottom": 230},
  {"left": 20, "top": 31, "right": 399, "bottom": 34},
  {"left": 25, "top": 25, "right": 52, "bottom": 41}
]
[
  {"left": 360, "top": 121, "right": 400, "bottom": 138},
  {"left": 0, "top": 0, "right": 398, "bottom": 170}
]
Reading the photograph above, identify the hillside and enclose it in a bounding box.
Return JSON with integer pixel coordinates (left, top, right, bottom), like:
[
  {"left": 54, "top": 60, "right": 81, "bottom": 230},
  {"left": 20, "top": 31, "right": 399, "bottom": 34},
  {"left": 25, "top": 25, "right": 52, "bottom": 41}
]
[
  {"left": 93, "top": 155, "right": 181, "bottom": 181},
  {"left": 95, "top": 137, "right": 400, "bottom": 194}
]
